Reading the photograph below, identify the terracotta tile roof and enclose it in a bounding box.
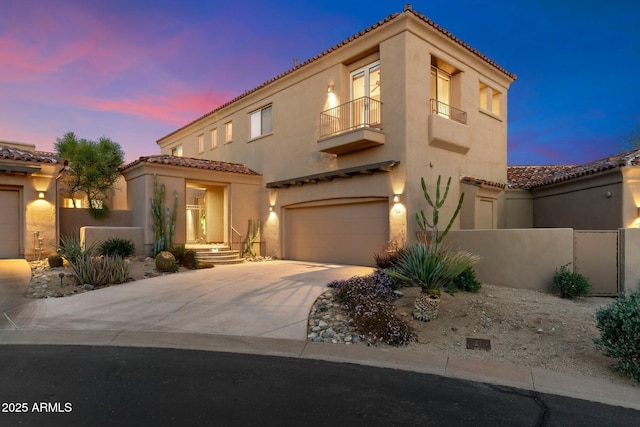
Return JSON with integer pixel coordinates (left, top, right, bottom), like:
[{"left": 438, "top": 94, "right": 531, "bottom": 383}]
[
  {"left": 119, "top": 154, "right": 261, "bottom": 176},
  {"left": 460, "top": 176, "right": 506, "bottom": 189},
  {"left": 0, "top": 145, "right": 67, "bottom": 165},
  {"left": 508, "top": 148, "right": 640, "bottom": 189},
  {"left": 157, "top": 6, "right": 515, "bottom": 144}
]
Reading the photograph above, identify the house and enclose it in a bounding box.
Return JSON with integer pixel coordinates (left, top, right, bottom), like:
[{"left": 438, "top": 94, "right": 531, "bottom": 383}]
[
  {"left": 131, "top": 5, "right": 516, "bottom": 265},
  {"left": 0, "top": 142, "right": 67, "bottom": 259},
  {"left": 502, "top": 148, "right": 640, "bottom": 230}
]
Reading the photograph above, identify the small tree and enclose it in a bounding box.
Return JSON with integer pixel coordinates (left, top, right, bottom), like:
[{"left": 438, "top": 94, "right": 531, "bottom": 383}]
[
  {"left": 627, "top": 125, "right": 640, "bottom": 150},
  {"left": 55, "top": 132, "right": 125, "bottom": 219}
]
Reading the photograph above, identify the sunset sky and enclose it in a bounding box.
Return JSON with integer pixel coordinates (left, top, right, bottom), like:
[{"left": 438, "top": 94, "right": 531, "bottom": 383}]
[{"left": 1, "top": 0, "right": 638, "bottom": 165}]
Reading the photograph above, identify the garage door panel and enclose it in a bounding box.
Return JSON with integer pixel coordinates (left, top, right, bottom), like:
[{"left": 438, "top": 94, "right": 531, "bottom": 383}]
[{"left": 285, "top": 200, "right": 388, "bottom": 266}]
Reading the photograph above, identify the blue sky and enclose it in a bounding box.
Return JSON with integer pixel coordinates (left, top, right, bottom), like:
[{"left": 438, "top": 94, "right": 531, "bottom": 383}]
[{"left": 1, "top": 0, "right": 638, "bottom": 165}]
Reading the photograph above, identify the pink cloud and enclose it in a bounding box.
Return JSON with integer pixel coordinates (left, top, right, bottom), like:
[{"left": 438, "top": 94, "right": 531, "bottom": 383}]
[{"left": 76, "top": 90, "right": 234, "bottom": 127}]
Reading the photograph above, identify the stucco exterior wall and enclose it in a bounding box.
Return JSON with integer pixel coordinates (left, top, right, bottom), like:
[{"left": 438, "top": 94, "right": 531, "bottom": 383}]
[
  {"left": 447, "top": 229, "right": 574, "bottom": 293},
  {"left": 80, "top": 226, "right": 144, "bottom": 256},
  {"left": 532, "top": 170, "right": 622, "bottom": 230},
  {"left": 498, "top": 189, "right": 533, "bottom": 229},
  {"left": 0, "top": 163, "right": 63, "bottom": 259},
  {"left": 156, "top": 11, "right": 514, "bottom": 259},
  {"left": 620, "top": 227, "right": 640, "bottom": 292},
  {"left": 60, "top": 208, "right": 133, "bottom": 241}
]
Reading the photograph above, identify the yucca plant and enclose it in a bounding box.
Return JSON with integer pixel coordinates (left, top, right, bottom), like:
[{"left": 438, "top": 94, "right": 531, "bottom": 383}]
[
  {"left": 70, "top": 254, "right": 129, "bottom": 287},
  {"left": 387, "top": 241, "right": 479, "bottom": 294}
]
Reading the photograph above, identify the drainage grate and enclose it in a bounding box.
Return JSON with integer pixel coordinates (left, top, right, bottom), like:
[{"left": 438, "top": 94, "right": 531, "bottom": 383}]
[{"left": 466, "top": 338, "right": 491, "bottom": 351}]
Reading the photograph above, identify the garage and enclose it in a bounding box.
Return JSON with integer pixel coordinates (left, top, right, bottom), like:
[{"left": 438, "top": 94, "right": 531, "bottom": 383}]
[
  {"left": 0, "top": 189, "right": 21, "bottom": 258},
  {"left": 284, "top": 199, "right": 389, "bottom": 266}
]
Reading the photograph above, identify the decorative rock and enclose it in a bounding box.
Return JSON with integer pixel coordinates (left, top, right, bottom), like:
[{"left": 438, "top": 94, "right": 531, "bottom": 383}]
[
  {"left": 318, "top": 320, "right": 328, "bottom": 328},
  {"left": 83, "top": 284, "right": 95, "bottom": 291},
  {"left": 307, "top": 332, "right": 318, "bottom": 339}
]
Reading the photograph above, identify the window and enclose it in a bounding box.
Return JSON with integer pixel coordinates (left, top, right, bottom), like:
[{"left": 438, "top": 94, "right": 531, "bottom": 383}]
[
  {"left": 479, "top": 83, "right": 501, "bottom": 116},
  {"left": 250, "top": 105, "right": 272, "bottom": 138},
  {"left": 198, "top": 134, "right": 204, "bottom": 153},
  {"left": 171, "top": 145, "right": 183, "bottom": 157},
  {"left": 210, "top": 128, "right": 217, "bottom": 149},
  {"left": 430, "top": 60, "right": 466, "bottom": 125},
  {"left": 63, "top": 198, "right": 84, "bottom": 208},
  {"left": 225, "top": 121, "right": 233, "bottom": 143},
  {"left": 430, "top": 66, "right": 451, "bottom": 114}
]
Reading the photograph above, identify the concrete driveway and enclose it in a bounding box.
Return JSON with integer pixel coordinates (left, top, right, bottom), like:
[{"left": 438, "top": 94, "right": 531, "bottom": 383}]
[
  {"left": 0, "top": 259, "right": 31, "bottom": 312},
  {"left": 2, "top": 261, "right": 372, "bottom": 339}
]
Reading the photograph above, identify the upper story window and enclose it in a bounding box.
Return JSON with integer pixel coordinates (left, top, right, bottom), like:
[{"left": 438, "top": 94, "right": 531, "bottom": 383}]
[
  {"left": 479, "top": 82, "right": 502, "bottom": 116},
  {"left": 171, "top": 145, "right": 183, "bottom": 157},
  {"left": 430, "top": 58, "right": 466, "bottom": 125},
  {"left": 250, "top": 105, "right": 272, "bottom": 139},
  {"left": 210, "top": 128, "right": 217, "bottom": 149},
  {"left": 225, "top": 121, "right": 233, "bottom": 143},
  {"left": 197, "top": 134, "right": 204, "bottom": 153}
]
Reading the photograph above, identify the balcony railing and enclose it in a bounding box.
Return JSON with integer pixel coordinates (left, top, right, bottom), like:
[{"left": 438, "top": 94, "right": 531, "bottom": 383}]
[
  {"left": 430, "top": 99, "right": 467, "bottom": 125},
  {"left": 320, "top": 96, "right": 381, "bottom": 139}
]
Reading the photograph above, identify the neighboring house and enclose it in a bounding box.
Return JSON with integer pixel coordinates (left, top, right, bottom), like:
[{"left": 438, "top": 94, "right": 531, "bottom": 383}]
[
  {"left": 503, "top": 148, "right": 640, "bottom": 230},
  {"left": 0, "top": 142, "right": 67, "bottom": 259},
  {"left": 141, "top": 6, "right": 516, "bottom": 265}
]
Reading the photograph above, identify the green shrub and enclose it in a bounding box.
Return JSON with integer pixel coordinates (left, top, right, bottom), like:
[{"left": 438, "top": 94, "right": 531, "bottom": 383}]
[
  {"left": 445, "top": 267, "right": 482, "bottom": 294},
  {"left": 387, "top": 242, "right": 479, "bottom": 294},
  {"left": 553, "top": 263, "right": 590, "bottom": 299},
  {"left": 70, "top": 255, "right": 129, "bottom": 287},
  {"left": 47, "top": 254, "right": 64, "bottom": 268},
  {"left": 593, "top": 291, "right": 640, "bottom": 381},
  {"left": 98, "top": 237, "right": 136, "bottom": 258},
  {"left": 373, "top": 246, "right": 406, "bottom": 269},
  {"left": 170, "top": 245, "right": 199, "bottom": 269},
  {"left": 155, "top": 251, "right": 178, "bottom": 272},
  {"left": 57, "top": 233, "right": 85, "bottom": 263}
]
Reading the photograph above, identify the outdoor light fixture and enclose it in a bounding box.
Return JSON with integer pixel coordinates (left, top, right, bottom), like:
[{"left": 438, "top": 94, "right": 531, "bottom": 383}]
[
  {"left": 38, "top": 192, "right": 45, "bottom": 199},
  {"left": 327, "top": 84, "right": 334, "bottom": 94},
  {"left": 393, "top": 195, "right": 400, "bottom": 203},
  {"left": 637, "top": 206, "right": 640, "bottom": 218},
  {"left": 269, "top": 205, "right": 274, "bottom": 212}
]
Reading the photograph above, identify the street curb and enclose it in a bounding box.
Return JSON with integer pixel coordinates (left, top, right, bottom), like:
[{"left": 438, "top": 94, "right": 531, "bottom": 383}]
[{"left": 1, "top": 330, "right": 638, "bottom": 411}]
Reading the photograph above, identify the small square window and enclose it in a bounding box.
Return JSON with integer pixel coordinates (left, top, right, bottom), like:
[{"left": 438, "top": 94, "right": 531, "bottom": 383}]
[
  {"left": 171, "top": 145, "right": 183, "bottom": 157},
  {"left": 479, "top": 82, "right": 501, "bottom": 116}
]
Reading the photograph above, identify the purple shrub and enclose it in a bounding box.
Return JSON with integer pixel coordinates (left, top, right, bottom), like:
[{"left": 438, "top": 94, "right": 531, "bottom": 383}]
[{"left": 328, "top": 270, "right": 414, "bottom": 346}]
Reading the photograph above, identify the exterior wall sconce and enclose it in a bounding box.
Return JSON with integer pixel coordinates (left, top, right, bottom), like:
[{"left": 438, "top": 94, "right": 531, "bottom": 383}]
[
  {"left": 327, "top": 84, "right": 334, "bottom": 94},
  {"left": 393, "top": 194, "right": 400, "bottom": 203},
  {"left": 637, "top": 206, "right": 640, "bottom": 218},
  {"left": 38, "top": 192, "right": 45, "bottom": 199},
  {"left": 269, "top": 205, "right": 274, "bottom": 212}
]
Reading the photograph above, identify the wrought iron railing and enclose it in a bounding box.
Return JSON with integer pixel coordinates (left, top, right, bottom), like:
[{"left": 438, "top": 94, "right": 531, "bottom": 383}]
[
  {"left": 230, "top": 226, "right": 243, "bottom": 257},
  {"left": 319, "top": 96, "right": 382, "bottom": 138},
  {"left": 430, "top": 99, "right": 467, "bottom": 125}
]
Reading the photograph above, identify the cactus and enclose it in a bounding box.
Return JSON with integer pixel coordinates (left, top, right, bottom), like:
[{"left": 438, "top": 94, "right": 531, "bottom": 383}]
[
  {"left": 150, "top": 173, "right": 178, "bottom": 257},
  {"left": 416, "top": 175, "right": 464, "bottom": 247},
  {"left": 244, "top": 219, "right": 260, "bottom": 257},
  {"left": 155, "top": 251, "right": 178, "bottom": 272},
  {"left": 48, "top": 254, "right": 64, "bottom": 268}
]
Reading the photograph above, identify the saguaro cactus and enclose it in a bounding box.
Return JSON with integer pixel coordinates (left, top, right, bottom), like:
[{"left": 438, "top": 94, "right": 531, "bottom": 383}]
[{"left": 416, "top": 175, "right": 464, "bottom": 247}]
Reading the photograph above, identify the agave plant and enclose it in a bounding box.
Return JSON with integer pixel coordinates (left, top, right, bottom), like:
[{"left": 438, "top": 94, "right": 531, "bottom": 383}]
[{"left": 387, "top": 241, "right": 479, "bottom": 294}]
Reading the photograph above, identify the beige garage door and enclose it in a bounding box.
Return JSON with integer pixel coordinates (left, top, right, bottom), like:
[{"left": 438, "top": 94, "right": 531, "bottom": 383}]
[
  {"left": 0, "top": 190, "right": 21, "bottom": 258},
  {"left": 285, "top": 200, "right": 389, "bottom": 266}
]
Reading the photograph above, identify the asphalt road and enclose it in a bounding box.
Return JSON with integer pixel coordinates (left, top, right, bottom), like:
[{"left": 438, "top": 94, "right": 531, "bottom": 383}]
[{"left": 0, "top": 345, "right": 637, "bottom": 426}]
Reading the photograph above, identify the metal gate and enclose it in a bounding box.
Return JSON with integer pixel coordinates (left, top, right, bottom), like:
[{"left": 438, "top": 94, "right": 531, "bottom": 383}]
[{"left": 574, "top": 231, "right": 619, "bottom": 296}]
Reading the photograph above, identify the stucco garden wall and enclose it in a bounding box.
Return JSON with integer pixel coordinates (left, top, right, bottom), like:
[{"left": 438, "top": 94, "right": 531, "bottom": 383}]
[
  {"left": 60, "top": 208, "right": 133, "bottom": 242},
  {"left": 80, "top": 226, "right": 144, "bottom": 256},
  {"left": 447, "top": 229, "right": 574, "bottom": 293}
]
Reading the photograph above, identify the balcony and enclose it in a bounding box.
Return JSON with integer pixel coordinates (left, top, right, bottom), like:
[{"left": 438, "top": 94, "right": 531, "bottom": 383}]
[
  {"left": 428, "top": 99, "right": 470, "bottom": 154},
  {"left": 430, "top": 99, "right": 467, "bottom": 125},
  {"left": 318, "top": 97, "right": 385, "bottom": 155}
]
